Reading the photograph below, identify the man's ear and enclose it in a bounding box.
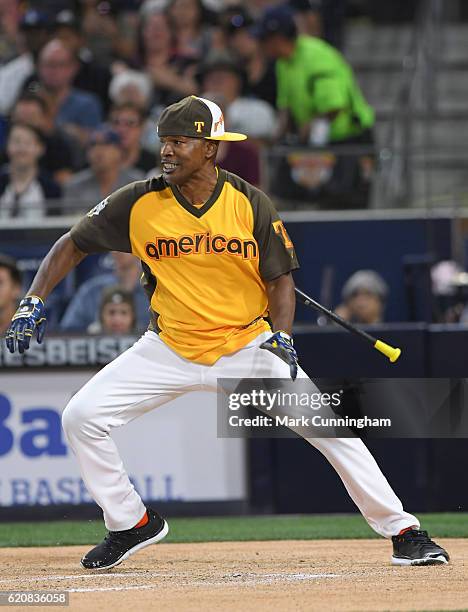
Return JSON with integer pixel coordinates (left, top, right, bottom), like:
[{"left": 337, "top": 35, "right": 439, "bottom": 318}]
[{"left": 205, "top": 140, "right": 219, "bottom": 161}]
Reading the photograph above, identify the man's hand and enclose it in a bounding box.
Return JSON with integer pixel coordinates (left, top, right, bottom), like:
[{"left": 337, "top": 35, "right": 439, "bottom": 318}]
[
  {"left": 5, "top": 296, "right": 47, "bottom": 354},
  {"left": 260, "top": 330, "right": 298, "bottom": 381}
]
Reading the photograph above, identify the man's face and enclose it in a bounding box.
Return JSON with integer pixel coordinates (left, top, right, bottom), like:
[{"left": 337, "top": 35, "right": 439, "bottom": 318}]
[
  {"left": 262, "top": 34, "right": 290, "bottom": 60},
  {"left": 229, "top": 29, "right": 257, "bottom": 60},
  {"left": 88, "top": 143, "right": 121, "bottom": 173},
  {"left": 101, "top": 302, "right": 134, "bottom": 335},
  {"left": 0, "top": 267, "right": 21, "bottom": 310},
  {"left": 169, "top": 0, "right": 200, "bottom": 28},
  {"left": 160, "top": 136, "right": 212, "bottom": 185},
  {"left": 346, "top": 290, "right": 383, "bottom": 324},
  {"left": 143, "top": 12, "right": 172, "bottom": 51},
  {"left": 38, "top": 43, "right": 77, "bottom": 91},
  {"left": 110, "top": 109, "right": 143, "bottom": 149},
  {"left": 7, "top": 125, "right": 44, "bottom": 168}
]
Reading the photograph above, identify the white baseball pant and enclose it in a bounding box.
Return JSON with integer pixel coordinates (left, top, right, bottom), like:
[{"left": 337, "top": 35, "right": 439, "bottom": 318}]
[{"left": 62, "top": 330, "right": 419, "bottom": 537}]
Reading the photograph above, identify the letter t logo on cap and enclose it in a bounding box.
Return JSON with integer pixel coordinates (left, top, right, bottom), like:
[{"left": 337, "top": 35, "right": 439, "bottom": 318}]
[{"left": 194, "top": 121, "right": 205, "bottom": 133}]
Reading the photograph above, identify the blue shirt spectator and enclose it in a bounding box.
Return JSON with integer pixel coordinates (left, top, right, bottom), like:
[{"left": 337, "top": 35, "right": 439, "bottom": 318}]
[
  {"left": 56, "top": 88, "right": 102, "bottom": 131},
  {"left": 60, "top": 252, "right": 150, "bottom": 332},
  {"left": 25, "top": 39, "right": 104, "bottom": 152}
]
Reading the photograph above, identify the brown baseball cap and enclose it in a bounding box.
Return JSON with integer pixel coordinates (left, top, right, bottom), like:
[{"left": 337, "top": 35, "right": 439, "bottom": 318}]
[{"left": 157, "top": 95, "right": 247, "bottom": 142}]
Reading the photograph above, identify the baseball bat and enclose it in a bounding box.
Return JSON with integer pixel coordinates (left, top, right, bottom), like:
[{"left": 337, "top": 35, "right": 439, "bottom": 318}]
[{"left": 294, "top": 287, "right": 401, "bottom": 363}]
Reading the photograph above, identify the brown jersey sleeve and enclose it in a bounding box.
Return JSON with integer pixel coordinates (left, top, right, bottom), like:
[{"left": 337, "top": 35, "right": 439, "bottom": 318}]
[
  {"left": 223, "top": 171, "right": 299, "bottom": 281},
  {"left": 251, "top": 191, "right": 299, "bottom": 281},
  {"left": 69, "top": 180, "right": 152, "bottom": 254}
]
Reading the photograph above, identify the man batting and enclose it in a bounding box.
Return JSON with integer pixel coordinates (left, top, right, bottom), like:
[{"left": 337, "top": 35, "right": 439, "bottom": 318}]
[{"left": 6, "top": 96, "right": 449, "bottom": 570}]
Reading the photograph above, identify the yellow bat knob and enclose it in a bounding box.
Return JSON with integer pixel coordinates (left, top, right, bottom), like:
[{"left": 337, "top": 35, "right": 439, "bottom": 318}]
[{"left": 374, "top": 340, "right": 401, "bottom": 363}]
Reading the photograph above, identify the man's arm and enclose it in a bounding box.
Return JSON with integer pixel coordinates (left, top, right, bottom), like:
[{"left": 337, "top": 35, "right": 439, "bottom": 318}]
[
  {"left": 251, "top": 189, "right": 299, "bottom": 379},
  {"left": 261, "top": 272, "right": 298, "bottom": 380},
  {"left": 28, "top": 232, "right": 87, "bottom": 300},
  {"left": 265, "top": 272, "right": 295, "bottom": 335}
]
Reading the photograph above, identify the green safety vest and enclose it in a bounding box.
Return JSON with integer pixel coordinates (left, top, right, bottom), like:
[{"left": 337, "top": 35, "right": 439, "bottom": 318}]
[{"left": 276, "top": 35, "right": 375, "bottom": 141}]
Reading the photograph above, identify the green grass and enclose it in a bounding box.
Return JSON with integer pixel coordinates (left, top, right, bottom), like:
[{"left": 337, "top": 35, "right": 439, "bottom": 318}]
[{"left": 0, "top": 512, "right": 467, "bottom": 547}]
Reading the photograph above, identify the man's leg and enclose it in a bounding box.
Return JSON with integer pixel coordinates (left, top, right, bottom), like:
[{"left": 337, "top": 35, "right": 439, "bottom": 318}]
[
  {"left": 62, "top": 331, "right": 202, "bottom": 531},
  {"left": 208, "top": 332, "right": 418, "bottom": 538},
  {"left": 303, "top": 436, "right": 418, "bottom": 537}
]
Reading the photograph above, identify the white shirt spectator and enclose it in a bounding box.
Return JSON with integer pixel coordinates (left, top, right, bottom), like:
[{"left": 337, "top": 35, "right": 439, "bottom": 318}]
[
  {"left": 0, "top": 179, "right": 46, "bottom": 218},
  {"left": 228, "top": 97, "right": 278, "bottom": 140}
]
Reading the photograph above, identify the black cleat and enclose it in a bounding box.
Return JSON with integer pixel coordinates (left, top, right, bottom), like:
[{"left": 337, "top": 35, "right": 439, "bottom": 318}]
[
  {"left": 81, "top": 508, "right": 169, "bottom": 570},
  {"left": 391, "top": 529, "right": 449, "bottom": 566}
]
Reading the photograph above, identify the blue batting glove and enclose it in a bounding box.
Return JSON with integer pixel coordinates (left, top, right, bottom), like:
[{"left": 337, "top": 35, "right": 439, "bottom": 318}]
[
  {"left": 260, "top": 330, "right": 298, "bottom": 381},
  {"left": 5, "top": 295, "right": 47, "bottom": 354}
]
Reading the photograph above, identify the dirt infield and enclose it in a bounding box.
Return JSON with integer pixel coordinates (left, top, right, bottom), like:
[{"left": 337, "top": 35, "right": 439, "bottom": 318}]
[{"left": 1, "top": 539, "right": 467, "bottom": 611}]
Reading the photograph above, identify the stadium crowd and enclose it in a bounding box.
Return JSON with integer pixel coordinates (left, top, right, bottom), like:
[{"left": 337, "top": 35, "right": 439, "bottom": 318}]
[
  {"left": 3, "top": 1, "right": 465, "bottom": 334},
  {"left": 0, "top": 0, "right": 374, "bottom": 217}
]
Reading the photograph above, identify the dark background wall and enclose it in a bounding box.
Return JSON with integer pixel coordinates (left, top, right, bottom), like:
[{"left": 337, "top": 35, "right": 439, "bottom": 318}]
[
  {"left": 287, "top": 216, "right": 452, "bottom": 323},
  {"left": 249, "top": 324, "right": 468, "bottom": 516},
  {"left": 249, "top": 437, "right": 468, "bottom": 514}
]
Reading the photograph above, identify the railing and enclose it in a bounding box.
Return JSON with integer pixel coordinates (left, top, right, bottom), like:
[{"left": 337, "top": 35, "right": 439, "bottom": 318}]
[{"left": 374, "top": 0, "right": 444, "bottom": 208}]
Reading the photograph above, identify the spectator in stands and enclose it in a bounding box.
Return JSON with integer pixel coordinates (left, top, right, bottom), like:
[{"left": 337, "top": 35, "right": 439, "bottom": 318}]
[
  {"left": 335, "top": 270, "right": 388, "bottom": 324},
  {"left": 63, "top": 125, "right": 143, "bottom": 213},
  {"left": 33, "top": 39, "right": 102, "bottom": 148},
  {"left": 431, "top": 260, "right": 468, "bottom": 323},
  {"left": 0, "top": 122, "right": 61, "bottom": 219},
  {"left": 80, "top": 0, "right": 139, "bottom": 67},
  {"left": 166, "top": 0, "right": 219, "bottom": 61},
  {"left": 221, "top": 5, "right": 277, "bottom": 107},
  {"left": 52, "top": 9, "right": 112, "bottom": 114},
  {"left": 65, "top": 124, "right": 144, "bottom": 212},
  {"left": 139, "top": 9, "right": 199, "bottom": 108},
  {"left": 0, "top": 0, "right": 22, "bottom": 64},
  {"left": 87, "top": 286, "right": 137, "bottom": 335},
  {"left": 10, "top": 93, "right": 75, "bottom": 184},
  {"left": 109, "top": 103, "right": 156, "bottom": 175},
  {"left": 108, "top": 69, "right": 160, "bottom": 155},
  {"left": 289, "top": 0, "right": 322, "bottom": 38},
  {"left": 60, "top": 251, "right": 150, "bottom": 332},
  {"left": 109, "top": 70, "right": 153, "bottom": 110},
  {"left": 198, "top": 50, "right": 277, "bottom": 141},
  {"left": 0, "top": 254, "right": 22, "bottom": 335},
  {"left": 257, "top": 4, "right": 374, "bottom": 147},
  {"left": 0, "top": 9, "right": 51, "bottom": 116}
]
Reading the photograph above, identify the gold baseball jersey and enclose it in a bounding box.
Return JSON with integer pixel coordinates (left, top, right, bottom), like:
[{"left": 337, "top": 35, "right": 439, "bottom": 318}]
[{"left": 70, "top": 169, "right": 299, "bottom": 364}]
